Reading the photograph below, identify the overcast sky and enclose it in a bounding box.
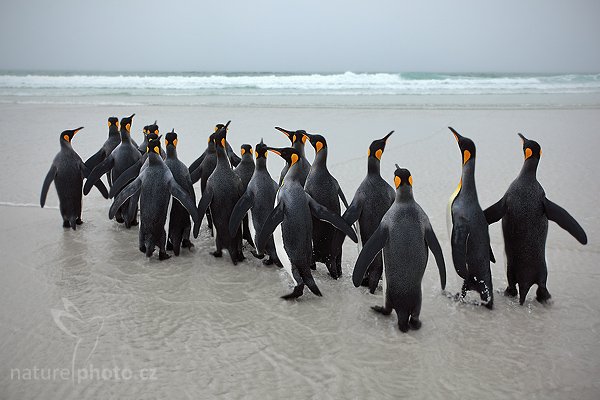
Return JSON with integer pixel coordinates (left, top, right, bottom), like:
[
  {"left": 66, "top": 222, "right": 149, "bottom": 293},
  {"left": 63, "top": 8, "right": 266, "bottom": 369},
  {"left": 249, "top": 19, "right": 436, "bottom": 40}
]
[{"left": 1, "top": 0, "right": 599, "bottom": 73}]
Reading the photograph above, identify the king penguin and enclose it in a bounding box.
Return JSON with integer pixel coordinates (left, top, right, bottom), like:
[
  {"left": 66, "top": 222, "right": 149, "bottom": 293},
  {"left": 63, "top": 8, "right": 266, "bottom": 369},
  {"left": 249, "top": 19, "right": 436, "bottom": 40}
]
[
  {"left": 255, "top": 147, "right": 358, "bottom": 299},
  {"left": 484, "top": 133, "right": 587, "bottom": 305},
  {"left": 234, "top": 144, "right": 256, "bottom": 248},
  {"left": 274, "top": 127, "right": 311, "bottom": 186},
  {"left": 84, "top": 114, "right": 141, "bottom": 227},
  {"left": 84, "top": 117, "right": 121, "bottom": 186},
  {"left": 109, "top": 135, "right": 199, "bottom": 260},
  {"left": 164, "top": 129, "right": 197, "bottom": 255},
  {"left": 193, "top": 123, "right": 246, "bottom": 265},
  {"left": 353, "top": 167, "right": 446, "bottom": 332},
  {"left": 332, "top": 131, "right": 395, "bottom": 293},
  {"left": 41, "top": 127, "right": 109, "bottom": 229},
  {"left": 447, "top": 127, "right": 495, "bottom": 309},
  {"left": 229, "top": 139, "right": 282, "bottom": 267},
  {"left": 303, "top": 132, "right": 349, "bottom": 279}
]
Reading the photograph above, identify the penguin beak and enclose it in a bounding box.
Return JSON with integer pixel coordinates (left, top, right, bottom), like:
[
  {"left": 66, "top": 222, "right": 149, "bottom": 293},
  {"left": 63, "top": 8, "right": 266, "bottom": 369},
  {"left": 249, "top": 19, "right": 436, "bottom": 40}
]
[
  {"left": 518, "top": 133, "right": 527, "bottom": 143},
  {"left": 129, "top": 113, "right": 135, "bottom": 119},
  {"left": 275, "top": 126, "right": 293, "bottom": 139},
  {"left": 448, "top": 127, "right": 462, "bottom": 143},
  {"left": 224, "top": 120, "right": 231, "bottom": 129},
  {"left": 266, "top": 146, "right": 283, "bottom": 156},
  {"left": 381, "top": 130, "right": 394, "bottom": 142},
  {"left": 73, "top": 127, "right": 84, "bottom": 135}
]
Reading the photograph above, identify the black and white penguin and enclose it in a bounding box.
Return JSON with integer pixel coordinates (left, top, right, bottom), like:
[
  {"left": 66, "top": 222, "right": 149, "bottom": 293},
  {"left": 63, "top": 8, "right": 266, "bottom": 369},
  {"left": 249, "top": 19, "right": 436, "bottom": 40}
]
[
  {"left": 333, "top": 131, "right": 395, "bottom": 293},
  {"left": 164, "top": 129, "right": 196, "bottom": 256},
  {"left": 193, "top": 123, "right": 246, "bottom": 265},
  {"left": 274, "top": 127, "right": 311, "bottom": 186},
  {"left": 484, "top": 133, "right": 587, "bottom": 304},
  {"left": 83, "top": 114, "right": 141, "bottom": 227},
  {"left": 109, "top": 135, "right": 199, "bottom": 260},
  {"left": 41, "top": 127, "right": 109, "bottom": 229},
  {"left": 234, "top": 144, "right": 256, "bottom": 248},
  {"left": 256, "top": 147, "right": 358, "bottom": 299},
  {"left": 84, "top": 117, "right": 121, "bottom": 186},
  {"left": 303, "top": 132, "right": 349, "bottom": 279},
  {"left": 447, "top": 127, "right": 495, "bottom": 309},
  {"left": 138, "top": 122, "right": 165, "bottom": 159},
  {"left": 353, "top": 167, "right": 446, "bottom": 332},
  {"left": 229, "top": 139, "right": 282, "bottom": 266}
]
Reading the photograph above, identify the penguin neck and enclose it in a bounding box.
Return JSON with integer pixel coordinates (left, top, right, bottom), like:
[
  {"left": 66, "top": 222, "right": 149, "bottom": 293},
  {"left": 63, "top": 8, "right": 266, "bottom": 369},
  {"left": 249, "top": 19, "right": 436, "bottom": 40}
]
[
  {"left": 460, "top": 159, "right": 478, "bottom": 196},
  {"left": 285, "top": 160, "right": 304, "bottom": 183},
  {"left": 148, "top": 152, "right": 162, "bottom": 165},
  {"left": 120, "top": 129, "right": 132, "bottom": 144},
  {"left": 367, "top": 157, "right": 381, "bottom": 176},
  {"left": 519, "top": 158, "right": 539, "bottom": 179},
  {"left": 292, "top": 141, "right": 306, "bottom": 158},
  {"left": 60, "top": 140, "right": 73, "bottom": 151},
  {"left": 166, "top": 146, "right": 178, "bottom": 160},
  {"left": 215, "top": 144, "right": 231, "bottom": 168},
  {"left": 240, "top": 155, "right": 254, "bottom": 166},
  {"left": 255, "top": 157, "right": 267, "bottom": 171},
  {"left": 395, "top": 187, "right": 414, "bottom": 202},
  {"left": 312, "top": 148, "right": 328, "bottom": 169},
  {"left": 108, "top": 127, "right": 120, "bottom": 139}
]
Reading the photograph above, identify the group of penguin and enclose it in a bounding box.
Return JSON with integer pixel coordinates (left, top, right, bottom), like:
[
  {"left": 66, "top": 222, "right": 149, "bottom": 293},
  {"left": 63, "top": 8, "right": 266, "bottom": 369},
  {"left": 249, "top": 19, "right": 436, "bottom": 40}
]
[{"left": 40, "top": 114, "right": 588, "bottom": 332}]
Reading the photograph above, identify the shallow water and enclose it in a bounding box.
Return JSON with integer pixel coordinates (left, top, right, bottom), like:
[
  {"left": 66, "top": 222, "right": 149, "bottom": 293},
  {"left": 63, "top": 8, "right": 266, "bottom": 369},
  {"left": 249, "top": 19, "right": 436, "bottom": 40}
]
[{"left": 0, "top": 101, "right": 599, "bottom": 399}]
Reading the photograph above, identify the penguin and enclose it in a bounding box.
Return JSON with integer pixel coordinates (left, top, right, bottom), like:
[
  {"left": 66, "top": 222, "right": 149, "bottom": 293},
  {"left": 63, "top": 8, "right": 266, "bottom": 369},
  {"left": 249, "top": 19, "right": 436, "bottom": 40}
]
[
  {"left": 229, "top": 139, "right": 282, "bottom": 267},
  {"left": 40, "top": 127, "right": 109, "bottom": 229},
  {"left": 353, "top": 167, "right": 446, "bottom": 332},
  {"left": 484, "top": 133, "right": 587, "bottom": 305},
  {"left": 84, "top": 117, "right": 121, "bottom": 186},
  {"left": 332, "top": 131, "right": 395, "bottom": 293},
  {"left": 303, "top": 132, "right": 349, "bottom": 279},
  {"left": 188, "top": 124, "right": 241, "bottom": 235},
  {"left": 83, "top": 114, "right": 141, "bottom": 227},
  {"left": 138, "top": 122, "right": 166, "bottom": 159},
  {"left": 234, "top": 144, "right": 256, "bottom": 248},
  {"left": 109, "top": 135, "right": 199, "bottom": 260},
  {"left": 164, "top": 129, "right": 196, "bottom": 256},
  {"left": 274, "top": 127, "right": 311, "bottom": 186},
  {"left": 193, "top": 122, "right": 246, "bottom": 265},
  {"left": 447, "top": 127, "right": 495, "bottom": 309},
  {"left": 255, "top": 147, "right": 358, "bottom": 299}
]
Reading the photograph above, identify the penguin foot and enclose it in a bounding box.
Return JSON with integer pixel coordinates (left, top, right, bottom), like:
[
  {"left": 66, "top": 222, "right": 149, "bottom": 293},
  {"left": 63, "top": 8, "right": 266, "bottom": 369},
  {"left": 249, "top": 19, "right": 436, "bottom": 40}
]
[
  {"left": 310, "top": 263, "right": 316, "bottom": 271},
  {"left": 211, "top": 250, "right": 222, "bottom": 258},
  {"left": 361, "top": 276, "right": 370, "bottom": 287},
  {"left": 76, "top": 218, "right": 83, "bottom": 225},
  {"left": 116, "top": 217, "right": 125, "bottom": 223},
  {"left": 251, "top": 250, "right": 265, "bottom": 260},
  {"left": 139, "top": 245, "right": 146, "bottom": 253},
  {"left": 273, "top": 258, "right": 283, "bottom": 268},
  {"left": 262, "top": 257, "right": 273, "bottom": 265},
  {"left": 182, "top": 239, "right": 194, "bottom": 249},
  {"left": 484, "top": 300, "right": 494, "bottom": 310},
  {"left": 166, "top": 240, "right": 173, "bottom": 250},
  {"left": 281, "top": 284, "right": 305, "bottom": 300},
  {"left": 504, "top": 286, "right": 518, "bottom": 297},
  {"left": 159, "top": 251, "right": 171, "bottom": 261},
  {"left": 237, "top": 252, "right": 246, "bottom": 262},
  {"left": 371, "top": 305, "right": 392, "bottom": 316},
  {"left": 130, "top": 219, "right": 139, "bottom": 226},
  {"left": 536, "top": 287, "right": 552, "bottom": 304},
  {"left": 398, "top": 322, "right": 410, "bottom": 333},
  {"left": 409, "top": 318, "right": 422, "bottom": 330},
  {"left": 63, "top": 221, "right": 71, "bottom": 228}
]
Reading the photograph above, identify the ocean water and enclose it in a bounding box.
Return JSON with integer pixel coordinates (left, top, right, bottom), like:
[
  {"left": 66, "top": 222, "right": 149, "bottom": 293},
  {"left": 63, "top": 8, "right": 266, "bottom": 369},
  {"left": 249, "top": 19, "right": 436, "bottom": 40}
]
[{"left": 1, "top": 71, "right": 599, "bottom": 108}]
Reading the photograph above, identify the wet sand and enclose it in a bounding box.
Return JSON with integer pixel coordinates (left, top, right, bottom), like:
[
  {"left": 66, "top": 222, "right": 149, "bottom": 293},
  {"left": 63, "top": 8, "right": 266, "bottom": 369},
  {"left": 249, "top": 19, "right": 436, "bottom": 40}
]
[{"left": 0, "top": 102, "right": 599, "bottom": 399}]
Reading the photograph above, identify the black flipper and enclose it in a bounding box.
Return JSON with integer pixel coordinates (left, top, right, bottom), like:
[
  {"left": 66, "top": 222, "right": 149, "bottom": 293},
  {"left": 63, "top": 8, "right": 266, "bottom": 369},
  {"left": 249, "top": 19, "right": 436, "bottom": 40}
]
[
  {"left": 226, "top": 141, "right": 241, "bottom": 167},
  {"left": 337, "top": 185, "right": 349, "bottom": 209},
  {"left": 544, "top": 198, "right": 587, "bottom": 244},
  {"left": 489, "top": 246, "right": 496, "bottom": 263},
  {"left": 425, "top": 224, "right": 446, "bottom": 290},
  {"left": 81, "top": 163, "right": 108, "bottom": 198},
  {"left": 83, "top": 155, "right": 114, "bottom": 195},
  {"left": 40, "top": 165, "right": 57, "bottom": 208},
  {"left": 352, "top": 225, "right": 387, "bottom": 287},
  {"left": 188, "top": 150, "right": 207, "bottom": 173},
  {"left": 256, "top": 201, "right": 285, "bottom": 253},
  {"left": 169, "top": 180, "right": 200, "bottom": 224},
  {"left": 306, "top": 194, "right": 358, "bottom": 243},
  {"left": 189, "top": 165, "right": 202, "bottom": 184},
  {"left": 108, "top": 158, "right": 143, "bottom": 198},
  {"left": 229, "top": 190, "right": 255, "bottom": 237},
  {"left": 84, "top": 148, "right": 106, "bottom": 171},
  {"left": 450, "top": 222, "right": 469, "bottom": 280},
  {"left": 484, "top": 197, "right": 506, "bottom": 224},
  {"left": 109, "top": 178, "right": 142, "bottom": 219},
  {"left": 193, "top": 187, "right": 213, "bottom": 238},
  {"left": 342, "top": 196, "right": 363, "bottom": 225}
]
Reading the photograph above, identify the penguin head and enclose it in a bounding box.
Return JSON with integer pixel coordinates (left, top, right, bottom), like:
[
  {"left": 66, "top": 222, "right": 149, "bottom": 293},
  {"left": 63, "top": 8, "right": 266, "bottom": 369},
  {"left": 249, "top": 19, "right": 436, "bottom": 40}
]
[
  {"left": 518, "top": 133, "right": 542, "bottom": 161},
  {"left": 275, "top": 127, "right": 308, "bottom": 145},
  {"left": 146, "top": 134, "right": 162, "bottom": 154},
  {"left": 165, "top": 129, "right": 178, "bottom": 148},
  {"left": 449, "top": 127, "right": 475, "bottom": 165},
  {"left": 210, "top": 121, "right": 231, "bottom": 148},
  {"left": 107, "top": 117, "right": 119, "bottom": 130},
  {"left": 305, "top": 133, "right": 327, "bottom": 153},
  {"left": 368, "top": 131, "right": 394, "bottom": 160},
  {"left": 255, "top": 139, "right": 268, "bottom": 159},
  {"left": 240, "top": 144, "right": 253, "bottom": 157},
  {"left": 61, "top": 127, "right": 84, "bottom": 143},
  {"left": 146, "top": 121, "right": 159, "bottom": 136},
  {"left": 266, "top": 146, "right": 301, "bottom": 166},
  {"left": 393, "top": 165, "right": 413, "bottom": 189},
  {"left": 120, "top": 114, "right": 135, "bottom": 133}
]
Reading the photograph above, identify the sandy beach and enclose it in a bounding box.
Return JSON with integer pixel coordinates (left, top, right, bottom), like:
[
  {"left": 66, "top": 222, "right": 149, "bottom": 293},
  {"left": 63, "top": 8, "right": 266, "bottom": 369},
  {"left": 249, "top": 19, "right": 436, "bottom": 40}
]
[{"left": 1, "top": 99, "right": 599, "bottom": 399}]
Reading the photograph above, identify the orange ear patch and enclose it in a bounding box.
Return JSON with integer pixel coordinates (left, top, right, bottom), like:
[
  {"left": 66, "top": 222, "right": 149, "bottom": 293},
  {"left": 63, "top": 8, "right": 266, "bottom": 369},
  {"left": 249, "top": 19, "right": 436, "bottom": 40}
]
[
  {"left": 63, "top": 134, "right": 70, "bottom": 142},
  {"left": 375, "top": 149, "right": 383, "bottom": 160},
  {"left": 291, "top": 153, "right": 299, "bottom": 165},
  {"left": 525, "top": 148, "right": 533, "bottom": 159},
  {"left": 408, "top": 176, "right": 413, "bottom": 186},
  {"left": 221, "top": 138, "right": 226, "bottom": 147},
  {"left": 463, "top": 150, "right": 471, "bottom": 164},
  {"left": 316, "top": 141, "right": 323, "bottom": 153},
  {"left": 241, "top": 148, "right": 245, "bottom": 156},
  {"left": 173, "top": 138, "right": 178, "bottom": 147},
  {"left": 394, "top": 176, "right": 401, "bottom": 188},
  {"left": 126, "top": 123, "right": 131, "bottom": 132}
]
